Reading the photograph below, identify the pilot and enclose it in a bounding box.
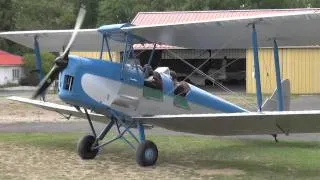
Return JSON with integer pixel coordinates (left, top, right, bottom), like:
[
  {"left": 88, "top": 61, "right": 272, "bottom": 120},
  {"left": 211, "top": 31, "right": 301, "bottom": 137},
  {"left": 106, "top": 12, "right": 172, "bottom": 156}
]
[
  {"left": 170, "top": 70, "right": 177, "bottom": 83},
  {"left": 174, "top": 81, "right": 190, "bottom": 97},
  {"left": 152, "top": 71, "right": 162, "bottom": 89},
  {"left": 143, "top": 64, "right": 153, "bottom": 78}
]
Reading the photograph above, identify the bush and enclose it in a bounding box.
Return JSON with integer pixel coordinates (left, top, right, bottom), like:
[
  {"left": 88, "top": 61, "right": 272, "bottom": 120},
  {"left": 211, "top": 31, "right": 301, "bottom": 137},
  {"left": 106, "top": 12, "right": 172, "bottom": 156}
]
[{"left": 21, "top": 52, "right": 56, "bottom": 86}]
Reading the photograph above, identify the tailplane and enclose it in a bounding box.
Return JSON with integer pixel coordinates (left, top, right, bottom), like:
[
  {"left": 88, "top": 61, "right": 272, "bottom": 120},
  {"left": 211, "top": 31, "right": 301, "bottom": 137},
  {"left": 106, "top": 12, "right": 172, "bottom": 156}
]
[{"left": 262, "top": 79, "right": 290, "bottom": 111}]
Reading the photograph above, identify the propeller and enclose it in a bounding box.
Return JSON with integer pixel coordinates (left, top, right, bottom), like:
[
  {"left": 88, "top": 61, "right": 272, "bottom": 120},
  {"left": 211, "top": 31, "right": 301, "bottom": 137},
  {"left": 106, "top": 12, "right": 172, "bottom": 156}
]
[{"left": 32, "top": 7, "right": 86, "bottom": 99}]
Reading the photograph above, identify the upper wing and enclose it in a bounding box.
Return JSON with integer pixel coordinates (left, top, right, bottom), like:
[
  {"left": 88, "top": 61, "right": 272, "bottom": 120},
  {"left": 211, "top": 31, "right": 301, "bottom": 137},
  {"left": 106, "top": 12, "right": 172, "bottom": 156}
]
[
  {"left": 0, "top": 29, "right": 125, "bottom": 52},
  {"left": 124, "top": 10, "right": 320, "bottom": 49},
  {"left": 133, "top": 111, "right": 320, "bottom": 136},
  {"left": 7, "top": 96, "right": 107, "bottom": 123}
]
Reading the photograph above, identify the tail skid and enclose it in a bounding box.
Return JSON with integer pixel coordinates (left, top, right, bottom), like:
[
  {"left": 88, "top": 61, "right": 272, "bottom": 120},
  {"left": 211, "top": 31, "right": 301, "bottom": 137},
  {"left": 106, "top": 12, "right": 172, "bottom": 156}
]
[{"left": 262, "top": 79, "right": 290, "bottom": 111}]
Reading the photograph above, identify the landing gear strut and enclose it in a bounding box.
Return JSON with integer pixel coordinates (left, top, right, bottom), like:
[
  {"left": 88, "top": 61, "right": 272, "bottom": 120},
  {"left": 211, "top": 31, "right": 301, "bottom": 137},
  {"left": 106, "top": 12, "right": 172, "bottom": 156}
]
[
  {"left": 272, "top": 134, "right": 279, "bottom": 143},
  {"left": 78, "top": 109, "right": 158, "bottom": 166}
]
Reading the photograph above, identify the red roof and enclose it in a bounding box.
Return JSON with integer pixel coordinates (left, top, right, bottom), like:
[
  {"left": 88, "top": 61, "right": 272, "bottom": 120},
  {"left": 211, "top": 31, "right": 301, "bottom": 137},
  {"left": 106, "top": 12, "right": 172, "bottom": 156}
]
[
  {"left": 0, "top": 50, "right": 23, "bottom": 66},
  {"left": 132, "top": 9, "right": 320, "bottom": 50},
  {"left": 132, "top": 9, "right": 320, "bottom": 26}
]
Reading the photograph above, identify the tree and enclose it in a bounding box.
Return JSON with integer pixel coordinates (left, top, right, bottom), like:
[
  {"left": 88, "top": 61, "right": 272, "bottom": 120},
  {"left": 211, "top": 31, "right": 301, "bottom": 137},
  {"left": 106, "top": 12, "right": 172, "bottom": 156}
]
[
  {"left": 309, "top": 0, "right": 320, "bottom": 7},
  {"left": 12, "top": 0, "right": 76, "bottom": 30},
  {"left": 0, "top": 0, "right": 78, "bottom": 55},
  {"left": 97, "top": 0, "right": 246, "bottom": 26},
  {"left": 0, "top": 0, "right": 16, "bottom": 53},
  {"left": 98, "top": 0, "right": 135, "bottom": 25},
  {"left": 242, "top": 0, "right": 310, "bottom": 9},
  {"left": 21, "top": 52, "right": 56, "bottom": 85},
  {"left": 74, "top": 0, "right": 99, "bottom": 28}
]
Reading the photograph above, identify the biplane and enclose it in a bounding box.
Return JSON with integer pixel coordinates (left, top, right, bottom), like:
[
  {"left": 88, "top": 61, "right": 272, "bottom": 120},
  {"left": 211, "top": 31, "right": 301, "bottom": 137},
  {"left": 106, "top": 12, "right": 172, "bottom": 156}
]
[{"left": 2, "top": 7, "right": 320, "bottom": 166}]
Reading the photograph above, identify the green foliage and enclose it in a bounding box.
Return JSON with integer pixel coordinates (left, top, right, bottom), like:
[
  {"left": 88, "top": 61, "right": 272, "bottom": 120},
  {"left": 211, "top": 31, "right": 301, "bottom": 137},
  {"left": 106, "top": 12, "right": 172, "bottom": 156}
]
[
  {"left": 75, "top": 0, "right": 99, "bottom": 28},
  {"left": 23, "top": 52, "right": 56, "bottom": 75},
  {"left": 0, "top": 0, "right": 15, "bottom": 31},
  {"left": 97, "top": 0, "right": 314, "bottom": 25},
  {"left": 21, "top": 52, "right": 56, "bottom": 85},
  {"left": 12, "top": 0, "right": 76, "bottom": 30},
  {"left": 243, "top": 0, "right": 311, "bottom": 8},
  {"left": 0, "top": 0, "right": 17, "bottom": 53}
]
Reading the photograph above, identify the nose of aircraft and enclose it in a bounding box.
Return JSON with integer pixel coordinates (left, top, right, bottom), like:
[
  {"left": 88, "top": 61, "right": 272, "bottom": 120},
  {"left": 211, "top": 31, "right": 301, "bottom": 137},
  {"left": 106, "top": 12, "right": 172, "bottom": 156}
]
[{"left": 32, "top": 7, "right": 86, "bottom": 99}]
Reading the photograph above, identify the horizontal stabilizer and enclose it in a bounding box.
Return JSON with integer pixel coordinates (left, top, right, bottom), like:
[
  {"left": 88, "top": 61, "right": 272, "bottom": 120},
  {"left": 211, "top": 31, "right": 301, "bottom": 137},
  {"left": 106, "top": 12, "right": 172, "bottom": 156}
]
[
  {"left": 134, "top": 110, "right": 320, "bottom": 136},
  {"left": 7, "top": 96, "right": 106, "bottom": 123}
]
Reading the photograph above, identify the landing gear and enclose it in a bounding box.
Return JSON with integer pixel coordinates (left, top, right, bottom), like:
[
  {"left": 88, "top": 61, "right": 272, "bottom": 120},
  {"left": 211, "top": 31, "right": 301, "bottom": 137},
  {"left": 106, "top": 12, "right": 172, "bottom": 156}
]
[
  {"left": 272, "top": 134, "right": 279, "bottom": 143},
  {"left": 77, "top": 135, "right": 99, "bottom": 159},
  {"left": 79, "top": 108, "right": 159, "bottom": 166},
  {"left": 136, "top": 140, "right": 158, "bottom": 166}
]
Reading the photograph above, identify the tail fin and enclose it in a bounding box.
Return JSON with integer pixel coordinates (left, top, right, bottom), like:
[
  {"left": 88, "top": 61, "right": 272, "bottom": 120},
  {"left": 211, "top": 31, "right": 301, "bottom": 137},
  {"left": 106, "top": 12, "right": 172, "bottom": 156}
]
[{"left": 262, "top": 79, "right": 290, "bottom": 111}]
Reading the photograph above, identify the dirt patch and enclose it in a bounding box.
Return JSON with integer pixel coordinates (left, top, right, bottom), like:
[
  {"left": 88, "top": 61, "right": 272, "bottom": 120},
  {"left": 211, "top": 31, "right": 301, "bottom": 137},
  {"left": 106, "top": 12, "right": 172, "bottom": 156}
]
[
  {"left": 195, "top": 168, "right": 245, "bottom": 176},
  {"left": 0, "top": 95, "right": 82, "bottom": 124}
]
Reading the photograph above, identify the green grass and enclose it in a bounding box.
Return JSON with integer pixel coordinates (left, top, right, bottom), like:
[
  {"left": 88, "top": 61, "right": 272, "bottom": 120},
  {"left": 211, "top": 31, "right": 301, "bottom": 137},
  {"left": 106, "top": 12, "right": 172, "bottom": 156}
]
[{"left": 0, "top": 132, "right": 320, "bottom": 179}]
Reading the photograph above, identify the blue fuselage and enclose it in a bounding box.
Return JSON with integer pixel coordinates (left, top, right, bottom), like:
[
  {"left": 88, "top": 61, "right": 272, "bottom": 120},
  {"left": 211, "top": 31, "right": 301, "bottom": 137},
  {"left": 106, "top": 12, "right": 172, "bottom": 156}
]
[{"left": 58, "top": 56, "right": 248, "bottom": 119}]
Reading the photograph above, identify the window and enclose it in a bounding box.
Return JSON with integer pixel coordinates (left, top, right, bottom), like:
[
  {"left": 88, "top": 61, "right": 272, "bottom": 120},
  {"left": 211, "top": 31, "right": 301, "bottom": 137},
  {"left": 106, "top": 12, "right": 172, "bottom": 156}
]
[
  {"left": 64, "top": 75, "right": 74, "bottom": 91},
  {"left": 12, "top": 69, "right": 20, "bottom": 80}
]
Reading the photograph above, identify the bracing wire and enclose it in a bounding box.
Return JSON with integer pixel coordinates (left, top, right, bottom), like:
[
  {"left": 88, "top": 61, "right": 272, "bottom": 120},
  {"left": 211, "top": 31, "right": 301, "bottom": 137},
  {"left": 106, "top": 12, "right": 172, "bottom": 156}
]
[
  {"left": 166, "top": 50, "right": 258, "bottom": 110},
  {"left": 161, "top": 25, "right": 260, "bottom": 110}
]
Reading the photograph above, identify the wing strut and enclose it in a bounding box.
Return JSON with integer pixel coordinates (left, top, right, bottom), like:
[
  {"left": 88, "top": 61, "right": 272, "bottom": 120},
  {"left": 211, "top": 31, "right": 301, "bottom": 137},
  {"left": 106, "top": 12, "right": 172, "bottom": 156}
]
[
  {"left": 147, "top": 43, "right": 157, "bottom": 65},
  {"left": 251, "top": 24, "right": 263, "bottom": 112},
  {"left": 273, "top": 40, "right": 284, "bottom": 111},
  {"left": 99, "top": 33, "right": 114, "bottom": 62},
  {"left": 33, "top": 36, "right": 46, "bottom": 101},
  {"left": 99, "top": 34, "right": 105, "bottom": 60},
  {"left": 33, "top": 36, "right": 44, "bottom": 81}
]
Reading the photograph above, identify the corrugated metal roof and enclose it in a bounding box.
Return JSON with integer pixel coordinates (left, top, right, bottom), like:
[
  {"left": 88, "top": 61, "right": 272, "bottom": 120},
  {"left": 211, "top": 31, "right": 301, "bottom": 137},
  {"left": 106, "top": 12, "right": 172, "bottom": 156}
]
[
  {"left": 132, "top": 9, "right": 320, "bottom": 26},
  {"left": 132, "top": 9, "right": 320, "bottom": 50},
  {"left": 0, "top": 50, "right": 23, "bottom": 66},
  {"left": 133, "top": 44, "right": 181, "bottom": 50}
]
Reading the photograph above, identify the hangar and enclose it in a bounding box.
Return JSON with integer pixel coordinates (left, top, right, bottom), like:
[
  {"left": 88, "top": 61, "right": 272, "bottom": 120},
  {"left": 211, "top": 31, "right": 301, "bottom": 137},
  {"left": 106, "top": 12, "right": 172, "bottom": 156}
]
[{"left": 73, "top": 9, "right": 320, "bottom": 94}]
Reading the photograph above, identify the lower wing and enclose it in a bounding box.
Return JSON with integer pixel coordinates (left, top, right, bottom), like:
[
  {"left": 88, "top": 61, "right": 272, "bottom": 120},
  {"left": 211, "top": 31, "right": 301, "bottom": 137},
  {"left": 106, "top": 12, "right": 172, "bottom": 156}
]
[
  {"left": 8, "top": 96, "right": 320, "bottom": 136},
  {"left": 7, "top": 96, "right": 106, "bottom": 123},
  {"left": 134, "top": 111, "right": 320, "bottom": 136}
]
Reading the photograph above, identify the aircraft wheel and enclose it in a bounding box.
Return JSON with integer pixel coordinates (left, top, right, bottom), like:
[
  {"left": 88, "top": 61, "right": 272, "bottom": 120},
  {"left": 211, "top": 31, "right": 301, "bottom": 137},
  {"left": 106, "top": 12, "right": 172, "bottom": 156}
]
[
  {"left": 136, "top": 140, "right": 158, "bottom": 166},
  {"left": 77, "top": 135, "right": 99, "bottom": 159}
]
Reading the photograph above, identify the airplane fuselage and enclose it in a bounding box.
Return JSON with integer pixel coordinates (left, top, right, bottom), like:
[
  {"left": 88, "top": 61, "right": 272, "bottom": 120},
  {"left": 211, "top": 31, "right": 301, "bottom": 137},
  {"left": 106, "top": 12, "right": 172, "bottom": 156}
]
[{"left": 58, "top": 56, "right": 248, "bottom": 120}]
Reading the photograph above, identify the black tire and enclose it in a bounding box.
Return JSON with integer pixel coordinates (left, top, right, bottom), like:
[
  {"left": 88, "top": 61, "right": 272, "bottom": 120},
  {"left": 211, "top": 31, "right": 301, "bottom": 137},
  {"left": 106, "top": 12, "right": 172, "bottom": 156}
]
[
  {"left": 77, "top": 135, "right": 99, "bottom": 160},
  {"left": 136, "top": 140, "right": 158, "bottom": 166}
]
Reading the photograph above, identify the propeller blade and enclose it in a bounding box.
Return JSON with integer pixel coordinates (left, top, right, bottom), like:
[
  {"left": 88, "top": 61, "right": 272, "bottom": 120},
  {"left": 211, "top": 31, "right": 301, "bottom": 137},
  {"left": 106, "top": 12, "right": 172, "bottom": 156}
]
[
  {"left": 32, "top": 6, "right": 86, "bottom": 99},
  {"left": 60, "top": 7, "right": 86, "bottom": 59},
  {"left": 32, "top": 65, "right": 60, "bottom": 99}
]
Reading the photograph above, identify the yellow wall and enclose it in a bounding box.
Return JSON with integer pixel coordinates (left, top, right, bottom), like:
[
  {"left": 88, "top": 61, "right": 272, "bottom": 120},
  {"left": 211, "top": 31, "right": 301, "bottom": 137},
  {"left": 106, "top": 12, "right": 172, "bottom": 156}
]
[
  {"left": 247, "top": 48, "right": 320, "bottom": 94},
  {"left": 70, "top": 51, "right": 121, "bottom": 62}
]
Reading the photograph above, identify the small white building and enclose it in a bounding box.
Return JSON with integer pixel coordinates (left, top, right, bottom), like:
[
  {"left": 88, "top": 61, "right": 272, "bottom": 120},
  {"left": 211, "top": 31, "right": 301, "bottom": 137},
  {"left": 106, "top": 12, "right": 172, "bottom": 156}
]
[{"left": 0, "top": 50, "right": 24, "bottom": 86}]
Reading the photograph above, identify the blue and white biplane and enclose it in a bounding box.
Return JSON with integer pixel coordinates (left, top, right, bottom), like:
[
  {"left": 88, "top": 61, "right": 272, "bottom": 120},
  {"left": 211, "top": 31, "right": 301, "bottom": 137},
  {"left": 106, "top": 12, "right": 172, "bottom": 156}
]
[{"left": 2, "top": 8, "right": 320, "bottom": 166}]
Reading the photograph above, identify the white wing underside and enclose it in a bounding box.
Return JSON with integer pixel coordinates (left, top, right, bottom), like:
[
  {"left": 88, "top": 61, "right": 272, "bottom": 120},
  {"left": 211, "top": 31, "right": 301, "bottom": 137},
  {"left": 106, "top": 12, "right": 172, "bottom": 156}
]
[
  {"left": 7, "top": 96, "right": 107, "bottom": 123},
  {"left": 0, "top": 29, "right": 125, "bottom": 52}
]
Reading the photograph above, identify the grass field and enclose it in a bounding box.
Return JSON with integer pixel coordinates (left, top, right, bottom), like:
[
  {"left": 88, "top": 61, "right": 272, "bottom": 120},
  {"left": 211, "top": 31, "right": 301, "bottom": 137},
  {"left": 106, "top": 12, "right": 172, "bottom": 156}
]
[{"left": 0, "top": 133, "right": 319, "bottom": 179}]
